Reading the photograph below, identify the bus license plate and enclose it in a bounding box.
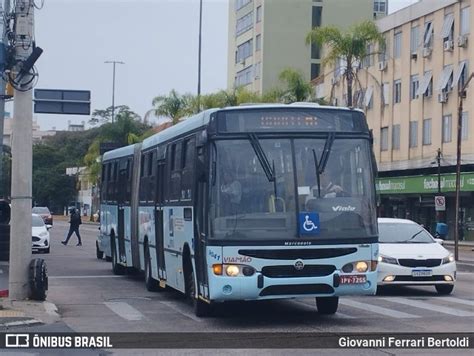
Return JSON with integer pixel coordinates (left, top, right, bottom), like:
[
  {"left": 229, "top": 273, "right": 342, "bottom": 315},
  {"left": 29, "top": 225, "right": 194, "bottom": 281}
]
[
  {"left": 340, "top": 275, "right": 367, "bottom": 284},
  {"left": 412, "top": 269, "right": 432, "bottom": 277}
]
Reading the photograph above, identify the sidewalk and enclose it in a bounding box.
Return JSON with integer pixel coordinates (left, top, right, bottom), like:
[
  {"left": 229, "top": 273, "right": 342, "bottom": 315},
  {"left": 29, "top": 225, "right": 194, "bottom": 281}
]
[{"left": 0, "top": 299, "right": 60, "bottom": 329}]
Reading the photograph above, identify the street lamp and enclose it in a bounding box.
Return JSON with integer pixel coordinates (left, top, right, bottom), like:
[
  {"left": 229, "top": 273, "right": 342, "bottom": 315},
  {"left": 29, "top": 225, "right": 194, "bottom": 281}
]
[
  {"left": 104, "top": 60, "right": 125, "bottom": 123},
  {"left": 196, "top": 0, "right": 203, "bottom": 112},
  {"left": 454, "top": 72, "right": 474, "bottom": 261}
]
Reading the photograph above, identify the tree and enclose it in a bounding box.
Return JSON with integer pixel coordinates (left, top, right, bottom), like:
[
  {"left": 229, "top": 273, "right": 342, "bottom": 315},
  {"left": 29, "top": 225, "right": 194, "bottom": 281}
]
[
  {"left": 306, "top": 20, "right": 384, "bottom": 107},
  {"left": 151, "top": 89, "right": 190, "bottom": 125},
  {"left": 89, "top": 105, "right": 140, "bottom": 125},
  {"left": 277, "top": 68, "right": 313, "bottom": 103}
]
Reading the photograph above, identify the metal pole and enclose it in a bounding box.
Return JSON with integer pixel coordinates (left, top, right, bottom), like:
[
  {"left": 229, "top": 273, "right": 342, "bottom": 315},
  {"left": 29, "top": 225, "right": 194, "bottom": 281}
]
[
  {"left": 436, "top": 148, "right": 441, "bottom": 194},
  {"left": 104, "top": 60, "right": 124, "bottom": 123},
  {"left": 454, "top": 72, "right": 474, "bottom": 261},
  {"left": 197, "top": 0, "right": 202, "bottom": 112},
  {"left": 9, "top": 0, "right": 34, "bottom": 300},
  {"left": 0, "top": 0, "right": 11, "bottom": 198}
]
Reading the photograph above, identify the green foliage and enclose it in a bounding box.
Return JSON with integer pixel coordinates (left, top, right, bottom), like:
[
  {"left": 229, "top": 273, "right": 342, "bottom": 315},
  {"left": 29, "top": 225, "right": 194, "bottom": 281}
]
[
  {"left": 306, "top": 20, "right": 384, "bottom": 106},
  {"left": 278, "top": 68, "right": 313, "bottom": 103},
  {"left": 152, "top": 89, "right": 191, "bottom": 125},
  {"left": 89, "top": 105, "right": 140, "bottom": 125}
]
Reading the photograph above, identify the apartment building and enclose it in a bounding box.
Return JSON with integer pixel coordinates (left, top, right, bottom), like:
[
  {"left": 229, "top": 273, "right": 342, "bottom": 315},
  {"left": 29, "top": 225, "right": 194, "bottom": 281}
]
[
  {"left": 227, "top": 0, "right": 388, "bottom": 94},
  {"left": 323, "top": 0, "right": 474, "bottom": 239}
]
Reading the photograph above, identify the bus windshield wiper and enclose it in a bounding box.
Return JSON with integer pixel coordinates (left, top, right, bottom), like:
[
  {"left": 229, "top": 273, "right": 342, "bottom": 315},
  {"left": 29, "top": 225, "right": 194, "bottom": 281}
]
[
  {"left": 312, "top": 149, "right": 321, "bottom": 198},
  {"left": 248, "top": 133, "right": 275, "bottom": 182},
  {"left": 310, "top": 133, "right": 335, "bottom": 198}
]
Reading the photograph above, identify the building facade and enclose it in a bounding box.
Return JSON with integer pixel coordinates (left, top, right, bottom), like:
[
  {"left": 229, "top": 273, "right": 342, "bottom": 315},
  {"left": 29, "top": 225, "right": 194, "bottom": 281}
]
[
  {"left": 227, "top": 0, "right": 388, "bottom": 94},
  {"left": 322, "top": 0, "right": 474, "bottom": 240}
]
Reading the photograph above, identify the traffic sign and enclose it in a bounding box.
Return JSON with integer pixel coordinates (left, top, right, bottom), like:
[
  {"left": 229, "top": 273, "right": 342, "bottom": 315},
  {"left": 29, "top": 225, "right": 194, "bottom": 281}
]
[
  {"left": 34, "top": 89, "right": 91, "bottom": 115},
  {"left": 435, "top": 196, "right": 446, "bottom": 211}
]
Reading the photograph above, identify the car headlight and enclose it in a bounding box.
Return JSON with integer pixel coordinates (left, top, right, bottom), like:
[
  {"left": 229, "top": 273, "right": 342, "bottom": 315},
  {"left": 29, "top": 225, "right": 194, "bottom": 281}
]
[
  {"left": 39, "top": 231, "right": 48, "bottom": 238},
  {"left": 442, "top": 253, "right": 455, "bottom": 264},
  {"left": 377, "top": 255, "right": 398, "bottom": 265}
]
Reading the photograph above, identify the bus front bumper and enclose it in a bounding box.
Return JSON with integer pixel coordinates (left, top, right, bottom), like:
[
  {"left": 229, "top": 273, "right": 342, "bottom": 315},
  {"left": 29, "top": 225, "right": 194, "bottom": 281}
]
[{"left": 208, "top": 271, "right": 377, "bottom": 301}]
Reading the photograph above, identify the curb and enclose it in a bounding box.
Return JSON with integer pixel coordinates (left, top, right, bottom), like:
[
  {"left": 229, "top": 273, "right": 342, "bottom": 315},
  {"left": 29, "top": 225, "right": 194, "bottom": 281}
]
[{"left": 0, "top": 318, "right": 42, "bottom": 328}]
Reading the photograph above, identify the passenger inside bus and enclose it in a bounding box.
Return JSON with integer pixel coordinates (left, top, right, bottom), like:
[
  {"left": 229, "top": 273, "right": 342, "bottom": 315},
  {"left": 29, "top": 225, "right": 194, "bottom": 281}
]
[{"left": 220, "top": 170, "right": 242, "bottom": 215}]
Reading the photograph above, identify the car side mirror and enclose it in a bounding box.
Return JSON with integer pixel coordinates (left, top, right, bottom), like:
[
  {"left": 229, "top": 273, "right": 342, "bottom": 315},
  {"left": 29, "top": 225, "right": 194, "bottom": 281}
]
[{"left": 435, "top": 238, "right": 444, "bottom": 245}]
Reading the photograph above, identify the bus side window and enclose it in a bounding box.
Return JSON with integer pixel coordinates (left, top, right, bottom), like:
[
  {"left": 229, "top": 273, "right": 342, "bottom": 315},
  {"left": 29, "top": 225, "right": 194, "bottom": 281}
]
[
  {"left": 139, "top": 153, "right": 148, "bottom": 202},
  {"left": 168, "top": 142, "right": 182, "bottom": 201},
  {"left": 181, "top": 137, "right": 195, "bottom": 201},
  {"left": 147, "top": 151, "right": 156, "bottom": 203}
]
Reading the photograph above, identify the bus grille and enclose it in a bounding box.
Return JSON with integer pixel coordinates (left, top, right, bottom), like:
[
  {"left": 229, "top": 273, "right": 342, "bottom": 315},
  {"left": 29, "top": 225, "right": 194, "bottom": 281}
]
[
  {"left": 259, "top": 284, "right": 334, "bottom": 296},
  {"left": 398, "top": 259, "right": 442, "bottom": 267},
  {"left": 261, "top": 265, "right": 335, "bottom": 278},
  {"left": 238, "top": 248, "right": 357, "bottom": 260}
]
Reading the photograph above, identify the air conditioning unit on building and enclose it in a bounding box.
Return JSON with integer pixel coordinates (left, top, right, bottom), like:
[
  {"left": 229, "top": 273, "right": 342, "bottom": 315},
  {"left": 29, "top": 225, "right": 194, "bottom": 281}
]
[
  {"left": 458, "top": 35, "right": 468, "bottom": 48},
  {"left": 443, "top": 40, "right": 454, "bottom": 51},
  {"left": 438, "top": 91, "right": 448, "bottom": 103},
  {"left": 422, "top": 47, "right": 432, "bottom": 58},
  {"left": 378, "top": 61, "right": 387, "bottom": 71}
]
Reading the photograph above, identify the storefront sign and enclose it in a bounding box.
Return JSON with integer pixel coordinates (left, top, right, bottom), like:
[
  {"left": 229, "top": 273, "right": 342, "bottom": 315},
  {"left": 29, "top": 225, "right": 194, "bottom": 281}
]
[{"left": 376, "top": 172, "right": 474, "bottom": 194}]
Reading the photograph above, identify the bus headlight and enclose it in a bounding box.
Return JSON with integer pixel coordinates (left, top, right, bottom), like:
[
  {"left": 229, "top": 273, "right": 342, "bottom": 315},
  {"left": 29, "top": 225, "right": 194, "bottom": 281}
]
[
  {"left": 226, "top": 265, "right": 240, "bottom": 277},
  {"left": 355, "top": 261, "right": 368, "bottom": 273}
]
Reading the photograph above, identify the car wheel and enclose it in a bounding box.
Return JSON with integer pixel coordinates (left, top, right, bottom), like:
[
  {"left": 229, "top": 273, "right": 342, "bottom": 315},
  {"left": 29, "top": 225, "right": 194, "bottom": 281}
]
[
  {"left": 435, "top": 284, "right": 454, "bottom": 295},
  {"left": 144, "top": 244, "right": 160, "bottom": 291},
  {"left": 96, "top": 241, "right": 104, "bottom": 260},
  {"left": 316, "top": 296, "right": 339, "bottom": 314}
]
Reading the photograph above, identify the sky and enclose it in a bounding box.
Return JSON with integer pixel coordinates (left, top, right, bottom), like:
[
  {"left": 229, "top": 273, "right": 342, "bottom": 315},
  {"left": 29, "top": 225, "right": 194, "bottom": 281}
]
[{"left": 8, "top": 0, "right": 419, "bottom": 130}]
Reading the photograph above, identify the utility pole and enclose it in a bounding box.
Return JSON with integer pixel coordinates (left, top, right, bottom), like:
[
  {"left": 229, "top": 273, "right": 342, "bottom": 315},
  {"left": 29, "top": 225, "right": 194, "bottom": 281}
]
[
  {"left": 454, "top": 72, "right": 474, "bottom": 262},
  {"left": 436, "top": 148, "right": 441, "bottom": 194},
  {"left": 196, "top": 0, "right": 203, "bottom": 112},
  {"left": 9, "top": 0, "right": 35, "bottom": 299},
  {"left": 0, "top": 0, "right": 11, "bottom": 198},
  {"left": 104, "top": 60, "right": 124, "bottom": 124}
]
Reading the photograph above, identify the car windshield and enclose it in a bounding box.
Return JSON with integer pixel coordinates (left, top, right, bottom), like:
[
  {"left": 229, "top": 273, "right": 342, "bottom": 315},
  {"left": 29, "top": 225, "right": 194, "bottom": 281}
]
[
  {"left": 32, "top": 215, "right": 45, "bottom": 227},
  {"left": 209, "top": 138, "right": 377, "bottom": 240},
  {"left": 378, "top": 222, "right": 435, "bottom": 243},
  {"left": 32, "top": 207, "right": 50, "bottom": 214}
]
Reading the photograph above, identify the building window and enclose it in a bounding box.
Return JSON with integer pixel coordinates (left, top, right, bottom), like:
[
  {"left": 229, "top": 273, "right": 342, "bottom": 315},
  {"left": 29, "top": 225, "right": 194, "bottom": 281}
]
[
  {"left": 394, "top": 31, "right": 402, "bottom": 58},
  {"left": 374, "top": 1, "right": 386, "bottom": 13},
  {"left": 423, "top": 118, "right": 432, "bottom": 145},
  {"left": 461, "top": 7, "right": 470, "bottom": 35},
  {"left": 410, "top": 26, "right": 419, "bottom": 54},
  {"left": 236, "top": 11, "right": 253, "bottom": 36},
  {"left": 410, "top": 75, "right": 419, "bottom": 100},
  {"left": 256, "top": 5, "right": 262, "bottom": 23},
  {"left": 462, "top": 112, "right": 469, "bottom": 140},
  {"left": 311, "top": 6, "right": 322, "bottom": 59},
  {"left": 441, "top": 13, "right": 455, "bottom": 41},
  {"left": 454, "top": 60, "right": 469, "bottom": 90},
  {"left": 437, "top": 65, "right": 454, "bottom": 92},
  {"left": 256, "top": 34, "right": 261, "bottom": 51},
  {"left": 423, "top": 21, "right": 433, "bottom": 48},
  {"left": 393, "top": 79, "right": 401, "bottom": 103},
  {"left": 254, "top": 62, "right": 261, "bottom": 79},
  {"left": 382, "top": 82, "right": 389, "bottom": 105},
  {"left": 311, "top": 63, "right": 320, "bottom": 80},
  {"left": 365, "top": 86, "right": 374, "bottom": 109},
  {"left": 392, "top": 124, "right": 400, "bottom": 150},
  {"left": 409, "top": 121, "right": 418, "bottom": 148},
  {"left": 379, "top": 35, "right": 389, "bottom": 62},
  {"left": 363, "top": 44, "right": 373, "bottom": 67},
  {"left": 381, "top": 127, "right": 389, "bottom": 151},
  {"left": 235, "top": 65, "right": 253, "bottom": 86},
  {"left": 442, "top": 115, "right": 452, "bottom": 143},
  {"left": 235, "top": 39, "right": 253, "bottom": 64},
  {"left": 235, "top": 0, "right": 252, "bottom": 11}
]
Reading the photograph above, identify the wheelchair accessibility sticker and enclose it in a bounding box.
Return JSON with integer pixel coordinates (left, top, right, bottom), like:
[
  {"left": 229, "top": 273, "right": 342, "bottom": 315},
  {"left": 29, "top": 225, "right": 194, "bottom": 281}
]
[{"left": 299, "top": 212, "right": 320, "bottom": 235}]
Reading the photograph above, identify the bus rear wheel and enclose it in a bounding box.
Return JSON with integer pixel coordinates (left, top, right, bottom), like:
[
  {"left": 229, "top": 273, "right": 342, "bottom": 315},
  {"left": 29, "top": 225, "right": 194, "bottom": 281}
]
[
  {"left": 111, "top": 237, "right": 125, "bottom": 275},
  {"left": 185, "top": 266, "right": 212, "bottom": 317},
  {"left": 316, "top": 296, "right": 339, "bottom": 315},
  {"left": 144, "top": 244, "right": 160, "bottom": 291}
]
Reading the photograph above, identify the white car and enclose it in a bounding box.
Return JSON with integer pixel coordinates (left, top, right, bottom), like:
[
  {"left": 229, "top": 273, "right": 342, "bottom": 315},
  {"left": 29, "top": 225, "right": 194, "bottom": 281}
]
[
  {"left": 377, "top": 218, "right": 456, "bottom": 295},
  {"left": 32, "top": 213, "right": 50, "bottom": 253}
]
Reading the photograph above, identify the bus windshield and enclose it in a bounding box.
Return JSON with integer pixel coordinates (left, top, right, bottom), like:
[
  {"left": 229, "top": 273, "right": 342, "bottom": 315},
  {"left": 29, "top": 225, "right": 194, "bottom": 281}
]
[{"left": 209, "top": 138, "right": 377, "bottom": 241}]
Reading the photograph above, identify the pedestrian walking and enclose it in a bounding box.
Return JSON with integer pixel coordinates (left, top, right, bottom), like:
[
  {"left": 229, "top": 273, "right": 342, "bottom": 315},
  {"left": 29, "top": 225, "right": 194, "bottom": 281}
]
[{"left": 62, "top": 208, "right": 82, "bottom": 246}]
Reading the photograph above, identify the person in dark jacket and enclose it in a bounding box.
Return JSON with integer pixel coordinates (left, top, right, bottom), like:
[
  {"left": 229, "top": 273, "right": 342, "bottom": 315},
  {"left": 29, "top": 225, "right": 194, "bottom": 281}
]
[{"left": 62, "top": 208, "right": 82, "bottom": 246}]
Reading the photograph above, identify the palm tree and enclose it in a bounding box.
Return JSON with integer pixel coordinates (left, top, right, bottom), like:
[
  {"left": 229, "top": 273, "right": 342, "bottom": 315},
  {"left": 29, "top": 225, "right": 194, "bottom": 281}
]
[
  {"left": 151, "top": 89, "right": 189, "bottom": 125},
  {"left": 278, "top": 68, "right": 313, "bottom": 103},
  {"left": 306, "top": 20, "right": 384, "bottom": 107}
]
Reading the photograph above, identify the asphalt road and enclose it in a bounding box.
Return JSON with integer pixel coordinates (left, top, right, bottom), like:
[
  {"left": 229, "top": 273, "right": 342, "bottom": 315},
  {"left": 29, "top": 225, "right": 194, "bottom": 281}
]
[{"left": 20, "top": 220, "right": 474, "bottom": 354}]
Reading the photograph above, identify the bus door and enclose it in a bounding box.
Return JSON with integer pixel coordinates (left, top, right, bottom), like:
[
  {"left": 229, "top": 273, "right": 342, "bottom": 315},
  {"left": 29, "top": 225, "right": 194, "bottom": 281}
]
[
  {"left": 117, "top": 162, "right": 128, "bottom": 263},
  {"left": 195, "top": 178, "right": 209, "bottom": 296},
  {"left": 155, "top": 160, "right": 166, "bottom": 280}
]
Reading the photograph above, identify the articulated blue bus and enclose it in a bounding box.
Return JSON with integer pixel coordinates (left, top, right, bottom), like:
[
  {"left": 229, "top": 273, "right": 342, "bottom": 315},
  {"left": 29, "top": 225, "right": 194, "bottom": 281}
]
[{"left": 97, "top": 103, "right": 379, "bottom": 316}]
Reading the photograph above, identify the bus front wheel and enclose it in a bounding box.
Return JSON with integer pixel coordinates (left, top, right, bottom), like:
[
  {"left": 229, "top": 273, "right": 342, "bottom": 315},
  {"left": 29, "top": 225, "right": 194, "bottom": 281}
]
[
  {"left": 185, "top": 265, "right": 212, "bottom": 317},
  {"left": 316, "top": 296, "right": 339, "bottom": 315}
]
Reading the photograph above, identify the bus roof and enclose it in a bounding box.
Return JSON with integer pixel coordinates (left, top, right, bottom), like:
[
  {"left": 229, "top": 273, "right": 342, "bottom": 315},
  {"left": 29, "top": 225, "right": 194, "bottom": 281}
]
[
  {"left": 141, "top": 104, "right": 363, "bottom": 151},
  {"left": 102, "top": 143, "right": 137, "bottom": 162}
]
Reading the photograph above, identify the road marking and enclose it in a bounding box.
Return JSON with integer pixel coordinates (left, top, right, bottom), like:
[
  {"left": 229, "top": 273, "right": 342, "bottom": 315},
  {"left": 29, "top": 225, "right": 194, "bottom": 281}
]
[
  {"left": 294, "top": 299, "right": 355, "bottom": 318},
  {"left": 339, "top": 299, "right": 419, "bottom": 318},
  {"left": 159, "top": 301, "right": 202, "bottom": 322},
  {"left": 104, "top": 301, "right": 145, "bottom": 321},
  {"left": 439, "top": 297, "right": 474, "bottom": 307},
  {"left": 386, "top": 297, "right": 474, "bottom": 317},
  {"left": 49, "top": 275, "right": 125, "bottom": 279}
]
